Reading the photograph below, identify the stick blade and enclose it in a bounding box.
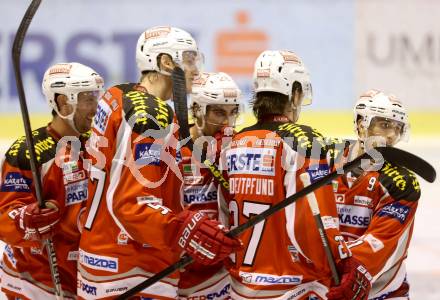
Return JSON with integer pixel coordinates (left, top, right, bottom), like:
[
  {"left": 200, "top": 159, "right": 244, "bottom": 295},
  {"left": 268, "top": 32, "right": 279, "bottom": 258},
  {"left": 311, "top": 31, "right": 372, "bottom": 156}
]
[{"left": 377, "top": 147, "right": 436, "bottom": 183}]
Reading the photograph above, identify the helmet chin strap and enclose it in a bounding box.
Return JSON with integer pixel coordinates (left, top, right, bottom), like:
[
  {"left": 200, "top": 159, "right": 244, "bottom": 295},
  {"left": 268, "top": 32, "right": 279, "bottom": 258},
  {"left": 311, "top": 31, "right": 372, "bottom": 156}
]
[{"left": 56, "top": 105, "right": 81, "bottom": 135}]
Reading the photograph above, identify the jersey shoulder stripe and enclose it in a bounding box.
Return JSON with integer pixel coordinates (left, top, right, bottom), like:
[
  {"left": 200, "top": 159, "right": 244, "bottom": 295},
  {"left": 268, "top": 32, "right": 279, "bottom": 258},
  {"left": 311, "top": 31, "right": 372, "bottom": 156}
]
[
  {"left": 5, "top": 126, "right": 57, "bottom": 170},
  {"left": 118, "top": 84, "right": 174, "bottom": 134},
  {"left": 276, "top": 122, "right": 327, "bottom": 158}
]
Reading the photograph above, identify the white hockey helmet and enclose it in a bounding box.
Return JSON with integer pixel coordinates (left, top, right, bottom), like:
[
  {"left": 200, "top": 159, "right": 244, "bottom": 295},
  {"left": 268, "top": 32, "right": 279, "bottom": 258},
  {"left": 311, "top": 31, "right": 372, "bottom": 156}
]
[
  {"left": 136, "top": 26, "right": 202, "bottom": 75},
  {"left": 42, "top": 62, "right": 104, "bottom": 117},
  {"left": 253, "top": 50, "right": 312, "bottom": 105},
  {"left": 191, "top": 72, "right": 241, "bottom": 115},
  {"left": 354, "top": 89, "right": 410, "bottom": 142}
]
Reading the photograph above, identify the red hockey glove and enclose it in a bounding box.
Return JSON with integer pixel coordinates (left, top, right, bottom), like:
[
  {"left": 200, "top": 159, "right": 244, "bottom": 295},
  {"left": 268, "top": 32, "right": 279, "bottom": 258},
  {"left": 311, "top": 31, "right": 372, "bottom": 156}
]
[
  {"left": 175, "top": 210, "right": 241, "bottom": 265},
  {"left": 327, "top": 257, "right": 372, "bottom": 300},
  {"left": 13, "top": 200, "right": 61, "bottom": 241}
]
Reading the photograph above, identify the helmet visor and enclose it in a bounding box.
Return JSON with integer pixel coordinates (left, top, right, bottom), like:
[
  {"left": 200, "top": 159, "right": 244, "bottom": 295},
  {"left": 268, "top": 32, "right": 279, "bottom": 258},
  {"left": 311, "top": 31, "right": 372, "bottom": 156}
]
[
  {"left": 301, "top": 81, "right": 313, "bottom": 106},
  {"left": 182, "top": 50, "right": 204, "bottom": 75}
]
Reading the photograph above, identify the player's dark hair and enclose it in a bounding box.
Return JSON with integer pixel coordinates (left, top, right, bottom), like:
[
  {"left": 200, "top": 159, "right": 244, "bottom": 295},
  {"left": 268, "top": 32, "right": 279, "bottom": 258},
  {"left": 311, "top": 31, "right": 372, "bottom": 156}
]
[{"left": 252, "top": 81, "right": 303, "bottom": 121}]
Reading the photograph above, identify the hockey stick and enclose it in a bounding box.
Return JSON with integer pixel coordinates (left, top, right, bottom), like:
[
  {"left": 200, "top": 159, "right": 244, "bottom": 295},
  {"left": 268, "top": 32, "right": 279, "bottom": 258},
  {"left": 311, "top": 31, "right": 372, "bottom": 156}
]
[
  {"left": 171, "top": 66, "right": 229, "bottom": 190},
  {"left": 12, "top": 0, "right": 64, "bottom": 298},
  {"left": 300, "top": 172, "right": 340, "bottom": 285},
  {"left": 117, "top": 146, "right": 436, "bottom": 299}
]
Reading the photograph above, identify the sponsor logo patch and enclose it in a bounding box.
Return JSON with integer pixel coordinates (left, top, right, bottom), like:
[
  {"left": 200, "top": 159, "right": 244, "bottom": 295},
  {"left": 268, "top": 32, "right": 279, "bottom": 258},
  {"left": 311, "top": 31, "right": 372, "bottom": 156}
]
[
  {"left": 332, "top": 180, "right": 339, "bottom": 192},
  {"left": 337, "top": 204, "right": 372, "bottom": 228},
  {"left": 78, "top": 280, "right": 97, "bottom": 296},
  {"left": 306, "top": 164, "right": 330, "bottom": 183},
  {"left": 183, "top": 186, "right": 218, "bottom": 204},
  {"left": 68, "top": 251, "right": 79, "bottom": 261},
  {"left": 136, "top": 195, "right": 162, "bottom": 205},
  {"left": 378, "top": 202, "right": 411, "bottom": 224},
  {"left": 134, "top": 143, "right": 161, "bottom": 166},
  {"left": 4, "top": 245, "right": 17, "bottom": 267},
  {"left": 239, "top": 271, "right": 302, "bottom": 285},
  {"left": 183, "top": 164, "right": 197, "bottom": 175},
  {"left": 105, "top": 286, "right": 129, "bottom": 295},
  {"left": 335, "top": 193, "right": 345, "bottom": 203},
  {"left": 184, "top": 175, "right": 204, "bottom": 185},
  {"left": 62, "top": 161, "right": 79, "bottom": 174},
  {"left": 1, "top": 172, "right": 32, "bottom": 192},
  {"left": 364, "top": 234, "right": 384, "bottom": 253},
  {"left": 354, "top": 195, "right": 373, "bottom": 207},
  {"left": 227, "top": 147, "right": 276, "bottom": 176},
  {"left": 66, "top": 179, "right": 88, "bottom": 205},
  {"left": 79, "top": 249, "right": 118, "bottom": 273},
  {"left": 321, "top": 216, "right": 339, "bottom": 229},
  {"left": 63, "top": 170, "right": 86, "bottom": 184},
  {"left": 30, "top": 247, "right": 42, "bottom": 255},
  {"left": 93, "top": 100, "right": 112, "bottom": 134}
]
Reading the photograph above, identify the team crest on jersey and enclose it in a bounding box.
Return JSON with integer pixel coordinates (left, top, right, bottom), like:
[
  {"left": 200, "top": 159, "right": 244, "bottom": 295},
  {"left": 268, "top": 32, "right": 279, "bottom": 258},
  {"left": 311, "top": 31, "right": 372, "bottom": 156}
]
[
  {"left": 288, "top": 245, "right": 300, "bottom": 262},
  {"left": 1, "top": 172, "right": 32, "bottom": 192},
  {"left": 134, "top": 143, "right": 161, "bottom": 166},
  {"left": 117, "top": 230, "right": 129, "bottom": 245},
  {"left": 378, "top": 202, "right": 411, "bottom": 224},
  {"left": 93, "top": 100, "right": 112, "bottom": 134},
  {"left": 227, "top": 147, "right": 276, "bottom": 176}
]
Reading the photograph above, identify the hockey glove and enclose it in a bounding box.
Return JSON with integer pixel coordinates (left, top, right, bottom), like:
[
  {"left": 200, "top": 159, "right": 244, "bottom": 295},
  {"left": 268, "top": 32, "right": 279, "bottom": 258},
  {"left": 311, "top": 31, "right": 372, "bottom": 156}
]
[
  {"left": 13, "top": 200, "right": 61, "bottom": 241},
  {"left": 326, "top": 256, "right": 372, "bottom": 300},
  {"left": 175, "top": 210, "right": 242, "bottom": 265}
]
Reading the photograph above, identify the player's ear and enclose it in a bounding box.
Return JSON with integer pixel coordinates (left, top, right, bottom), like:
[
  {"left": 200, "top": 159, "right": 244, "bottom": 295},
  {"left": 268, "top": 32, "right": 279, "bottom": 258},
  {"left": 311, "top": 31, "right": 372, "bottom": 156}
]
[
  {"left": 56, "top": 94, "right": 73, "bottom": 117},
  {"left": 158, "top": 54, "right": 175, "bottom": 73},
  {"left": 357, "top": 119, "right": 367, "bottom": 138}
]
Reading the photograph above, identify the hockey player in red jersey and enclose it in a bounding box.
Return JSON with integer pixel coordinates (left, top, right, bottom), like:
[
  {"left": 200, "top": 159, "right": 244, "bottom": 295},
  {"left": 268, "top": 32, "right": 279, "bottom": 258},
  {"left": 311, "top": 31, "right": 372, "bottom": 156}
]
[
  {"left": 178, "top": 72, "right": 241, "bottom": 299},
  {"left": 218, "top": 50, "right": 372, "bottom": 300},
  {"left": 330, "top": 90, "right": 419, "bottom": 299},
  {"left": 77, "top": 26, "right": 241, "bottom": 299},
  {"left": 0, "top": 62, "right": 104, "bottom": 299}
]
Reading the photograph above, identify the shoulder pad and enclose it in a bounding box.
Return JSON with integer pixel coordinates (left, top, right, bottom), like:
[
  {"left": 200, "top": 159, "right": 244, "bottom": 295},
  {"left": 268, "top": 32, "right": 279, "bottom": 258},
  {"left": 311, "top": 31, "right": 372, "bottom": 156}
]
[
  {"left": 276, "top": 123, "right": 327, "bottom": 158},
  {"left": 5, "top": 127, "right": 57, "bottom": 170},
  {"left": 122, "top": 88, "right": 174, "bottom": 135},
  {"left": 378, "top": 161, "right": 421, "bottom": 201}
]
